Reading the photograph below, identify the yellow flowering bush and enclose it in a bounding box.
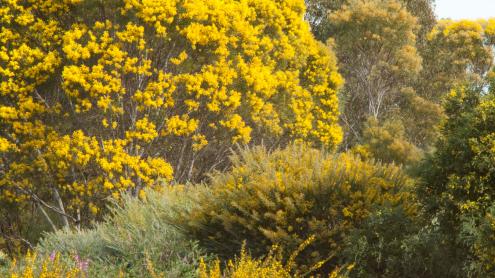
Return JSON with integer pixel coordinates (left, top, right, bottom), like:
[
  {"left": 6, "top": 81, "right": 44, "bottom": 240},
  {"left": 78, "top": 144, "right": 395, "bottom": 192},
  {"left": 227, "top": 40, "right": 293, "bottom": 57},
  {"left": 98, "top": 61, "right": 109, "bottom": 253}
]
[
  {"left": 198, "top": 242, "right": 352, "bottom": 278},
  {"left": 173, "top": 145, "right": 414, "bottom": 274},
  {"left": 0, "top": 0, "right": 342, "bottom": 242},
  {"left": 6, "top": 252, "right": 82, "bottom": 278},
  {"left": 199, "top": 248, "right": 291, "bottom": 278}
]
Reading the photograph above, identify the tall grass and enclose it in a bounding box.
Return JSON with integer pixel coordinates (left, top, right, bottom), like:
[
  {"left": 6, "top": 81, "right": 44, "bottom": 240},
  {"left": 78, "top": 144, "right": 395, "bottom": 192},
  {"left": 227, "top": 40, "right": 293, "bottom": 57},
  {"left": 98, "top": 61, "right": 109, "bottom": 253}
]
[{"left": 36, "top": 188, "right": 206, "bottom": 277}]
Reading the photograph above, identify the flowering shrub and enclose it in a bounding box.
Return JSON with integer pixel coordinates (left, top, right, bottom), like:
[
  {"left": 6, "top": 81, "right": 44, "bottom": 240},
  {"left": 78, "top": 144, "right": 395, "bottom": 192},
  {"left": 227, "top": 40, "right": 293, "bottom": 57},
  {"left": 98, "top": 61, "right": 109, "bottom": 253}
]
[
  {"left": 173, "top": 145, "right": 414, "bottom": 274},
  {"left": 6, "top": 252, "right": 83, "bottom": 278},
  {"left": 198, "top": 241, "right": 353, "bottom": 278},
  {"left": 0, "top": 0, "right": 342, "bottom": 244},
  {"left": 199, "top": 247, "right": 291, "bottom": 278}
]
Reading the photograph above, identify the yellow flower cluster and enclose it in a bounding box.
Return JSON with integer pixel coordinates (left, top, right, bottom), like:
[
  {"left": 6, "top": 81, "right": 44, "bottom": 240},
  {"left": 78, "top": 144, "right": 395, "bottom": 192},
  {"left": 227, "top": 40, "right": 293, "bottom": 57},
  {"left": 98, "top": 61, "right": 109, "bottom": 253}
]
[
  {"left": 199, "top": 248, "right": 291, "bottom": 278},
  {"left": 440, "top": 19, "right": 484, "bottom": 37},
  {"left": 484, "top": 19, "right": 495, "bottom": 37},
  {"left": 8, "top": 252, "right": 81, "bottom": 278},
  {"left": 0, "top": 137, "right": 14, "bottom": 152},
  {"left": 38, "top": 130, "right": 173, "bottom": 212},
  {"left": 220, "top": 114, "right": 253, "bottom": 143},
  {"left": 123, "top": 0, "right": 177, "bottom": 36},
  {"left": 126, "top": 118, "right": 158, "bottom": 143},
  {"left": 429, "top": 19, "right": 495, "bottom": 44},
  {"left": 164, "top": 115, "right": 198, "bottom": 137},
  {"left": 198, "top": 240, "right": 352, "bottom": 278},
  {"left": 133, "top": 72, "right": 175, "bottom": 111}
]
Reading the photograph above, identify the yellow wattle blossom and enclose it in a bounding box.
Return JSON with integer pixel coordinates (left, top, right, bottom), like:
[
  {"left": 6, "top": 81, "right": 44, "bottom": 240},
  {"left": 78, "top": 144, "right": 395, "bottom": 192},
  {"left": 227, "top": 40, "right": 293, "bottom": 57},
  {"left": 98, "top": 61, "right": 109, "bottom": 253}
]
[
  {"left": 170, "top": 51, "right": 188, "bottom": 65},
  {"left": 192, "top": 134, "right": 208, "bottom": 151},
  {"left": 220, "top": 114, "right": 253, "bottom": 144},
  {"left": 126, "top": 118, "right": 159, "bottom": 143},
  {"left": 0, "top": 137, "right": 14, "bottom": 152},
  {"left": 0, "top": 0, "right": 342, "bottom": 229},
  {"left": 485, "top": 18, "right": 495, "bottom": 38}
]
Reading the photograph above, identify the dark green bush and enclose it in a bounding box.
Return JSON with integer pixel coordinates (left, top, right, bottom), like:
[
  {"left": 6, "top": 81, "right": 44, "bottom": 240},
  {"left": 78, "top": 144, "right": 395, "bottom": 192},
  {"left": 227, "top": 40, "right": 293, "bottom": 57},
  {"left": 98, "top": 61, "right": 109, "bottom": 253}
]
[
  {"left": 342, "top": 207, "right": 462, "bottom": 278},
  {"left": 460, "top": 205, "right": 495, "bottom": 277}
]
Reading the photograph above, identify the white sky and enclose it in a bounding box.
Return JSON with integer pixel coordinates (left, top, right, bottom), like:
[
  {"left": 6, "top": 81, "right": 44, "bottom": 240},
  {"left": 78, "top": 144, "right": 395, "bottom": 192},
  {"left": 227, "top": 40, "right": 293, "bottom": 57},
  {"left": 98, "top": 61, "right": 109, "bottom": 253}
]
[{"left": 435, "top": 0, "right": 495, "bottom": 20}]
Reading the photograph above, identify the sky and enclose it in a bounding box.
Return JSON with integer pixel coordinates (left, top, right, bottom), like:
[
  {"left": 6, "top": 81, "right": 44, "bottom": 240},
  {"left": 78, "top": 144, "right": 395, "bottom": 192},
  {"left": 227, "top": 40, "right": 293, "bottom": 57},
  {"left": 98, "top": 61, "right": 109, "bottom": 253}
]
[{"left": 435, "top": 0, "right": 495, "bottom": 20}]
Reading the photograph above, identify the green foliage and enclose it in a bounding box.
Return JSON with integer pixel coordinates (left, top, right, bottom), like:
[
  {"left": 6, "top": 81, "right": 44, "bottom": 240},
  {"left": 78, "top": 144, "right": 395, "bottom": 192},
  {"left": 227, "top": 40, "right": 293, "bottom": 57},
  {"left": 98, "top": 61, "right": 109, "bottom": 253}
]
[
  {"left": 418, "top": 85, "right": 486, "bottom": 222},
  {"left": 342, "top": 208, "right": 414, "bottom": 277},
  {"left": 304, "top": 0, "right": 346, "bottom": 41},
  {"left": 0, "top": 250, "right": 7, "bottom": 267},
  {"left": 36, "top": 189, "right": 206, "bottom": 277},
  {"left": 416, "top": 77, "right": 495, "bottom": 276},
  {"left": 395, "top": 88, "right": 444, "bottom": 148},
  {"left": 342, "top": 207, "right": 463, "bottom": 277},
  {"left": 461, "top": 205, "right": 495, "bottom": 276},
  {"left": 172, "top": 144, "right": 414, "bottom": 274}
]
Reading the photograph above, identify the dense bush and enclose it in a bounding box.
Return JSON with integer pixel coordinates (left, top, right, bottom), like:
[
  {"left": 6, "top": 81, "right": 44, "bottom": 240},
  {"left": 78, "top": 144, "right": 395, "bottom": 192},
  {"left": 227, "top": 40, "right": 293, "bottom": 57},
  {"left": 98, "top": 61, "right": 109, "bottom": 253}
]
[
  {"left": 172, "top": 144, "right": 415, "bottom": 274},
  {"left": 36, "top": 190, "right": 205, "bottom": 277},
  {"left": 460, "top": 206, "right": 495, "bottom": 277},
  {"left": 415, "top": 81, "right": 495, "bottom": 276},
  {"left": 341, "top": 206, "right": 463, "bottom": 278}
]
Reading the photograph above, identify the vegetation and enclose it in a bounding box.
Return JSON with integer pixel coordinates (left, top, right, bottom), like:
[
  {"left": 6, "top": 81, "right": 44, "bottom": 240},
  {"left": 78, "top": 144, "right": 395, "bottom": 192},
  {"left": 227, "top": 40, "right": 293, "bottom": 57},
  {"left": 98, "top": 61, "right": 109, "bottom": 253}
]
[
  {"left": 198, "top": 244, "right": 353, "bottom": 278},
  {"left": 2, "top": 0, "right": 495, "bottom": 277},
  {"left": 415, "top": 75, "right": 495, "bottom": 277},
  {"left": 330, "top": 0, "right": 424, "bottom": 147},
  {"left": 0, "top": 0, "right": 342, "bottom": 252},
  {"left": 3, "top": 252, "right": 83, "bottom": 278},
  {"left": 1, "top": 189, "right": 204, "bottom": 277},
  {"left": 171, "top": 145, "right": 414, "bottom": 274},
  {"left": 36, "top": 190, "right": 205, "bottom": 277}
]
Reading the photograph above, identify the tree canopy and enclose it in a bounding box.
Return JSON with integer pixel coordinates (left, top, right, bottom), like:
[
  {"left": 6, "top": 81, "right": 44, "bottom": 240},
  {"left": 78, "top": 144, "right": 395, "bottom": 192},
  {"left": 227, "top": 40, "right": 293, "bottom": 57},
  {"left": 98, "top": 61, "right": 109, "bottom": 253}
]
[{"left": 0, "top": 0, "right": 342, "bottom": 230}]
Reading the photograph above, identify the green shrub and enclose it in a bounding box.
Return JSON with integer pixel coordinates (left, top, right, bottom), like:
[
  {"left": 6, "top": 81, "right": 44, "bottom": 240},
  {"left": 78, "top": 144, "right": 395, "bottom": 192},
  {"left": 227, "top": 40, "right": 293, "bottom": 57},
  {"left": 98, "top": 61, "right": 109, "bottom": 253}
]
[
  {"left": 172, "top": 145, "right": 414, "bottom": 274},
  {"left": 342, "top": 208, "right": 415, "bottom": 277},
  {"left": 415, "top": 83, "right": 495, "bottom": 277},
  {"left": 341, "top": 207, "right": 460, "bottom": 278},
  {"left": 460, "top": 205, "right": 495, "bottom": 276},
  {"left": 36, "top": 189, "right": 206, "bottom": 277}
]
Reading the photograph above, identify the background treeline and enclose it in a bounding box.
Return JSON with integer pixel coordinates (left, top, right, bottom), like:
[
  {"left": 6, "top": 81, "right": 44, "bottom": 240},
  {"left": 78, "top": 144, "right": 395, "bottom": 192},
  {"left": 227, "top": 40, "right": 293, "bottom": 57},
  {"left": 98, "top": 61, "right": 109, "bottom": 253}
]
[{"left": 1, "top": 0, "right": 495, "bottom": 277}]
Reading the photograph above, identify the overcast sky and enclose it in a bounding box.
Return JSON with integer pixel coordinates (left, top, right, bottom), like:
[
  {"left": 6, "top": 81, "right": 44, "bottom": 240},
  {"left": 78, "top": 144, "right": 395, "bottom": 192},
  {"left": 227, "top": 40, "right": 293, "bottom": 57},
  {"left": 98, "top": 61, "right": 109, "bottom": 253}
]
[{"left": 435, "top": 0, "right": 495, "bottom": 19}]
